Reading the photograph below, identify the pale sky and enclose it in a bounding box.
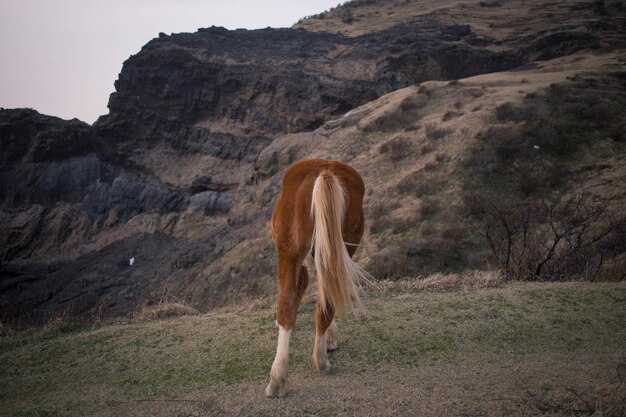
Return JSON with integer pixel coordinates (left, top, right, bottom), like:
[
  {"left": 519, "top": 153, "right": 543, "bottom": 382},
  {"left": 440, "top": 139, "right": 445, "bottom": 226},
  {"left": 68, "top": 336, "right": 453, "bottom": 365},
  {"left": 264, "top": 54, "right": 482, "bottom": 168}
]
[{"left": 0, "top": 0, "right": 340, "bottom": 124}]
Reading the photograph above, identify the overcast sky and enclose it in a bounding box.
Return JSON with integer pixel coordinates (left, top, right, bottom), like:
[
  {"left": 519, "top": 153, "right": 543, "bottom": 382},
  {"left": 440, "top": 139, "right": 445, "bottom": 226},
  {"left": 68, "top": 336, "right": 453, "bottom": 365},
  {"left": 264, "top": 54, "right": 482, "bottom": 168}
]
[{"left": 0, "top": 0, "right": 340, "bottom": 124}]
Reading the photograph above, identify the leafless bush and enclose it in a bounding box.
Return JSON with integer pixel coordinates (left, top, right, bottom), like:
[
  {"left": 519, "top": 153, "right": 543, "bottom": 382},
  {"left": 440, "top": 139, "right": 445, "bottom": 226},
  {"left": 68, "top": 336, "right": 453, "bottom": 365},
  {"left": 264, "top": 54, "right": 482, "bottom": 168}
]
[
  {"left": 468, "top": 88, "right": 485, "bottom": 98},
  {"left": 368, "top": 247, "right": 408, "bottom": 279},
  {"left": 368, "top": 200, "right": 400, "bottom": 234},
  {"left": 424, "top": 161, "right": 438, "bottom": 171},
  {"left": 425, "top": 123, "right": 452, "bottom": 139},
  {"left": 400, "top": 226, "right": 473, "bottom": 274},
  {"left": 420, "top": 197, "right": 438, "bottom": 219},
  {"left": 483, "top": 193, "right": 625, "bottom": 281},
  {"left": 442, "top": 111, "right": 463, "bottom": 121},
  {"left": 417, "top": 85, "right": 433, "bottom": 96},
  {"left": 364, "top": 96, "right": 426, "bottom": 133},
  {"left": 467, "top": 125, "right": 568, "bottom": 195},
  {"left": 371, "top": 213, "right": 420, "bottom": 235},
  {"left": 399, "top": 95, "right": 426, "bottom": 112},
  {"left": 397, "top": 171, "right": 444, "bottom": 197},
  {"left": 378, "top": 136, "right": 412, "bottom": 162}
]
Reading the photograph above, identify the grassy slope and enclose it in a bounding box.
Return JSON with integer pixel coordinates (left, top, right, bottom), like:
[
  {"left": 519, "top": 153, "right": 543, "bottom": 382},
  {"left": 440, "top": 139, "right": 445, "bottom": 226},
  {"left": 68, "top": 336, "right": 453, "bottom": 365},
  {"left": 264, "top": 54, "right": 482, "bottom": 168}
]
[
  {"left": 279, "top": 50, "right": 625, "bottom": 278},
  {"left": 2, "top": 281, "right": 625, "bottom": 417}
]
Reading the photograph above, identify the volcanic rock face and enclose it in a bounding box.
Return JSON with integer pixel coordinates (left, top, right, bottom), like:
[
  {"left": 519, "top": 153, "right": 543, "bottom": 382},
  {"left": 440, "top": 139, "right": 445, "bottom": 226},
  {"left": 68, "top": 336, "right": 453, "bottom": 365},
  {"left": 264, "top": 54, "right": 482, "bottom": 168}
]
[
  {"left": 93, "top": 20, "right": 532, "bottom": 185},
  {"left": 0, "top": 110, "right": 234, "bottom": 322},
  {"left": 1, "top": 0, "right": 624, "bottom": 323}
]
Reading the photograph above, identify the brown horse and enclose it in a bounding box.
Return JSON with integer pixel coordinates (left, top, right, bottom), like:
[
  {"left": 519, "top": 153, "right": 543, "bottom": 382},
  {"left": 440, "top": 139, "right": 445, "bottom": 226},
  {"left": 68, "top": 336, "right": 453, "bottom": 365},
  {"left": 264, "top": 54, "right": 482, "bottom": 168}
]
[{"left": 265, "top": 158, "right": 370, "bottom": 398}]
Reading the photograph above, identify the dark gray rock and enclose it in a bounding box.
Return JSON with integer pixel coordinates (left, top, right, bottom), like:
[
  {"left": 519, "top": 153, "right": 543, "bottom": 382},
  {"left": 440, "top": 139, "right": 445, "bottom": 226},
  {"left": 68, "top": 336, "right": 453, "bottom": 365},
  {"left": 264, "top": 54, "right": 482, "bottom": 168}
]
[
  {"left": 93, "top": 19, "right": 531, "bottom": 175},
  {"left": 189, "top": 191, "right": 232, "bottom": 212}
]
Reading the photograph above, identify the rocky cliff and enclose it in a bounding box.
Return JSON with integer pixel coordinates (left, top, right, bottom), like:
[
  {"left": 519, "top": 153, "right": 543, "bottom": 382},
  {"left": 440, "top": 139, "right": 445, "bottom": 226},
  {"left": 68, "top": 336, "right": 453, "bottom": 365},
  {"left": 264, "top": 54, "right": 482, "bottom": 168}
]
[
  {"left": 1, "top": 0, "right": 625, "bottom": 323},
  {"left": 93, "top": 20, "right": 533, "bottom": 187}
]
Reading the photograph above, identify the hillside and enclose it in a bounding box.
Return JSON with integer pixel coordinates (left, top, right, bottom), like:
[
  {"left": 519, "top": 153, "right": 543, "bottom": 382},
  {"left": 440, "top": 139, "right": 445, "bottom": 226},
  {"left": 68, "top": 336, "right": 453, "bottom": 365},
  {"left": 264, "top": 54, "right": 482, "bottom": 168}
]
[
  {"left": 1, "top": 0, "right": 625, "bottom": 323},
  {"left": 1, "top": 280, "right": 625, "bottom": 416}
]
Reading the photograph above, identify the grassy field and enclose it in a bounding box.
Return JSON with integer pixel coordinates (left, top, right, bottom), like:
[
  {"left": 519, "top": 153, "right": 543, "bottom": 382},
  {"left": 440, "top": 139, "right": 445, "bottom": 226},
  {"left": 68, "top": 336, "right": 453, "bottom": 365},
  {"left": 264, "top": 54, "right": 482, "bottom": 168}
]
[{"left": 1, "top": 280, "right": 625, "bottom": 416}]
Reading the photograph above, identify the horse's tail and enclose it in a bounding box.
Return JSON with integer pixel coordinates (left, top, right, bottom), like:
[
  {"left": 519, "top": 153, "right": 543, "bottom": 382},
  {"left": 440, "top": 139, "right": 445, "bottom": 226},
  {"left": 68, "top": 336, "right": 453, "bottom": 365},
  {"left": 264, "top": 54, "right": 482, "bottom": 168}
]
[{"left": 311, "top": 170, "right": 369, "bottom": 316}]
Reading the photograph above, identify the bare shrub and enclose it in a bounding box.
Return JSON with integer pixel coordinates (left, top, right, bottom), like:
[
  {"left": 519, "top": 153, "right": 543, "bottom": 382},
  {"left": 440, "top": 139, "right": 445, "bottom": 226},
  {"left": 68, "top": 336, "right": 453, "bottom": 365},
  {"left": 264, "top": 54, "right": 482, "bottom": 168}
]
[
  {"left": 467, "top": 125, "right": 569, "bottom": 195},
  {"left": 401, "top": 228, "right": 472, "bottom": 274},
  {"left": 392, "top": 215, "right": 422, "bottom": 235},
  {"left": 468, "top": 88, "right": 485, "bottom": 98},
  {"left": 396, "top": 171, "right": 443, "bottom": 197},
  {"left": 425, "top": 123, "right": 452, "bottom": 139},
  {"left": 424, "top": 152, "right": 449, "bottom": 171},
  {"left": 368, "top": 215, "right": 387, "bottom": 234},
  {"left": 528, "top": 364, "right": 626, "bottom": 417},
  {"left": 378, "top": 136, "right": 412, "bottom": 162},
  {"left": 368, "top": 200, "right": 401, "bottom": 234},
  {"left": 494, "top": 75, "right": 626, "bottom": 158},
  {"left": 417, "top": 85, "right": 433, "bottom": 96},
  {"left": 367, "top": 247, "right": 409, "bottom": 279},
  {"left": 435, "top": 153, "right": 448, "bottom": 163},
  {"left": 369, "top": 217, "right": 388, "bottom": 234},
  {"left": 364, "top": 96, "right": 426, "bottom": 132},
  {"left": 466, "top": 126, "right": 522, "bottom": 177},
  {"left": 442, "top": 111, "right": 463, "bottom": 121},
  {"left": 494, "top": 102, "right": 522, "bottom": 122},
  {"left": 483, "top": 193, "right": 625, "bottom": 281},
  {"left": 364, "top": 111, "right": 412, "bottom": 132},
  {"left": 424, "top": 161, "right": 438, "bottom": 171},
  {"left": 399, "top": 95, "right": 426, "bottom": 112},
  {"left": 420, "top": 144, "right": 435, "bottom": 154},
  {"left": 420, "top": 197, "right": 438, "bottom": 219},
  {"left": 368, "top": 201, "right": 392, "bottom": 218},
  {"left": 368, "top": 201, "right": 422, "bottom": 235}
]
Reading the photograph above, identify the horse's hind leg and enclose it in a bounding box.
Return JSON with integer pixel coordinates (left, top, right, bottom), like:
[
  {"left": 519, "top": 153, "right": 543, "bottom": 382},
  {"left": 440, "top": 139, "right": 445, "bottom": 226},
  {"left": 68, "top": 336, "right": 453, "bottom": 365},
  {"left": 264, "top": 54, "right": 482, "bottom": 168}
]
[
  {"left": 326, "top": 318, "right": 338, "bottom": 351},
  {"left": 312, "top": 301, "right": 334, "bottom": 372},
  {"left": 324, "top": 239, "right": 359, "bottom": 354},
  {"left": 266, "top": 259, "right": 308, "bottom": 398}
]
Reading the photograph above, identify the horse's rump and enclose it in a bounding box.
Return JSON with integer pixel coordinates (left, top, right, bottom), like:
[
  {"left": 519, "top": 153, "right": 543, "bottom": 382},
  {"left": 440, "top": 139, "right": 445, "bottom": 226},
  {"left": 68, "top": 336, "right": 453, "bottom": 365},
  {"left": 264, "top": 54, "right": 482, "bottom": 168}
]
[{"left": 311, "top": 170, "right": 369, "bottom": 315}]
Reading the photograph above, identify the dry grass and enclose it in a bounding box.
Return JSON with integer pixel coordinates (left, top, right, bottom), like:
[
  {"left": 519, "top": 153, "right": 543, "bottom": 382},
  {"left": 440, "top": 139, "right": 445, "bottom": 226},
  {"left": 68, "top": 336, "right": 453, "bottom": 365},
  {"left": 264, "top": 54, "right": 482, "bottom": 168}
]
[
  {"left": 2, "top": 281, "right": 624, "bottom": 417},
  {"left": 378, "top": 136, "right": 413, "bottom": 162},
  {"left": 424, "top": 123, "right": 452, "bottom": 140},
  {"left": 376, "top": 270, "right": 503, "bottom": 293},
  {"left": 136, "top": 302, "right": 200, "bottom": 321}
]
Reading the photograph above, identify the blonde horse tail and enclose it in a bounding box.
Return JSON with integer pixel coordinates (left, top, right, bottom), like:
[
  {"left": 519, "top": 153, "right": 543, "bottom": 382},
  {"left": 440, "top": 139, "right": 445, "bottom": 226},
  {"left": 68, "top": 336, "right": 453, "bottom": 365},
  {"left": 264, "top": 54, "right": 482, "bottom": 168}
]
[{"left": 311, "top": 171, "right": 369, "bottom": 316}]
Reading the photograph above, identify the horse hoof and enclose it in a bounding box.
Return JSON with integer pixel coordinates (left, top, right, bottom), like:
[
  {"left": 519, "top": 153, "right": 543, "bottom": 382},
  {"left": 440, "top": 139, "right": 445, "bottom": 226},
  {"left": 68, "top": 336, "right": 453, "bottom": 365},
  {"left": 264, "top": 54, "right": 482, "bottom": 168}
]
[
  {"left": 312, "top": 359, "right": 332, "bottom": 373},
  {"left": 265, "top": 381, "right": 287, "bottom": 398}
]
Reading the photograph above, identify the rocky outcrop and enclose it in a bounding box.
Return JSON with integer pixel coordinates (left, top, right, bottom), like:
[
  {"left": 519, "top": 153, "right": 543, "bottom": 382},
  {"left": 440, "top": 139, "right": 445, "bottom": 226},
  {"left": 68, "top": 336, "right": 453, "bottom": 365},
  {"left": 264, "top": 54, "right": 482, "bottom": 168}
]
[
  {"left": 0, "top": 109, "right": 236, "bottom": 322},
  {"left": 93, "top": 19, "right": 533, "bottom": 186}
]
